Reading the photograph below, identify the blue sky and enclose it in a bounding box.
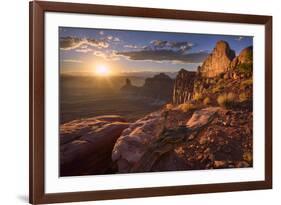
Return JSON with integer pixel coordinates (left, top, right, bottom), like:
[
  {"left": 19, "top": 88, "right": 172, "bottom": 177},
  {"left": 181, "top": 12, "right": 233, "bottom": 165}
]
[{"left": 59, "top": 27, "right": 253, "bottom": 75}]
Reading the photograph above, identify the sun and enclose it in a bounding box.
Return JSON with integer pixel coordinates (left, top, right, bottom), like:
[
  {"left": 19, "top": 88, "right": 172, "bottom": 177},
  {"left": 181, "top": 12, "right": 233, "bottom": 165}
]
[{"left": 95, "top": 64, "right": 111, "bottom": 76}]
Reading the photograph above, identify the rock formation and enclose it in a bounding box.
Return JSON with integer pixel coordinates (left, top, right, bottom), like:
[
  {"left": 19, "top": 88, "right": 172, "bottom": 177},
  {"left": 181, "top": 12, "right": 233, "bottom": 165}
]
[
  {"left": 231, "top": 46, "right": 253, "bottom": 69},
  {"left": 120, "top": 73, "right": 174, "bottom": 101},
  {"left": 172, "top": 69, "right": 196, "bottom": 104},
  {"left": 172, "top": 42, "right": 253, "bottom": 105},
  {"left": 199, "top": 41, "right": 236, "bottom": 77},
  {"left": 140, "top": 73, "right": 174, "bottom": 100},
  {"left": 60, "top": 115, "right": 130, "bottom": 176},
  {"left": 112, "top": 107, "right": 252, "bottom": 173},
  {"left": 120, "top": 78, "right": 139, "bottom": 93}
]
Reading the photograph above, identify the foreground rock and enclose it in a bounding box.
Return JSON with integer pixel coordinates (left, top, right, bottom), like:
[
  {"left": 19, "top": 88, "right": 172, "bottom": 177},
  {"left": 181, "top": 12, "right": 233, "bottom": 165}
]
[
  {"left": 60, "top": 115, "right": 130, "bottom": 176},
  {"left": 112, "top": 107, "right": 252, "bottom": 173}
]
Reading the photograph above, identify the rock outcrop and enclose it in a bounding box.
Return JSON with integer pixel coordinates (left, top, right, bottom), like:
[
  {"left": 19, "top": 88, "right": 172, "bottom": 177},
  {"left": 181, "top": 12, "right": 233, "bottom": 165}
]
[
  {"left": 60, "top": 115, "right": 130, "bottom": 176},
  {"left": 199, "top": 41, "right": 236, "bottom": 77},
  {"left": 231, "top": 46, "right": 253, "bottom": 69},
  {"left": 112, "top": 107, "right": 252, "bottom": 173},
  {"left": 121, "top": 73, "right": 174, "bottom": 101},
  {"left": 120, "top": 78, "right": 139, "bottom": 93},
  {"left": 172, "top": 69, "right": 197, "bottom": 104},
  {"left": 140, "top": 73, "right": 174, "bottom": 100}
]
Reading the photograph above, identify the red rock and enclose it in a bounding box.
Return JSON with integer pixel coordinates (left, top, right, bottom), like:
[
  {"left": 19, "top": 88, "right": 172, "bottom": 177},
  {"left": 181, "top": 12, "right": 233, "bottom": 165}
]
[
  {"left": 199, "top": 41, "right": 236, "bottom": 77},
  {"left": 60, "top": 115, "right": 130, "bottom": 176}
]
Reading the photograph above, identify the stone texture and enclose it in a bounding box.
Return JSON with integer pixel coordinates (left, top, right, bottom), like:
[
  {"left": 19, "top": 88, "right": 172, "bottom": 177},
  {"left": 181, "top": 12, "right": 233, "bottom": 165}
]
[
  {"left": 231, "top": 46, "right": 253, "bottom": 69},
  {"left": 172, "top": 69, "right": 197, "bottom": 104},
  {"left": 199, "top": 41, "right": 236, "bottom": 77},
  {"left": 112, "top": 107, "right": 253, "bottom": 173},
  {"left": 60, "top": 115, "right": 130, "bottom": 176}
]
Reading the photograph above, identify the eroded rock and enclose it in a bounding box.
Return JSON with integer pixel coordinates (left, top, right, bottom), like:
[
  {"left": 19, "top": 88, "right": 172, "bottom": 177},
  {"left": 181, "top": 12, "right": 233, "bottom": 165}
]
[
  {"left": 112, "top": 107, "right": 252, "bottom": 173},
  {"left": 60, "top": 115, "right": 130, "bottom": 176}
]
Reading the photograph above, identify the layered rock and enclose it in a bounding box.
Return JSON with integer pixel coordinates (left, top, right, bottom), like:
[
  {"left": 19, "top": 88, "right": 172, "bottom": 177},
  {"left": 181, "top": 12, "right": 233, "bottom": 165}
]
[
  {"left": 199, "top": 41, "right": 236, "bottom": 77},
  {"left": 172, "top": 69, "right": 197, "bottom": 104},
  {"left": 60, "top": 115, "right": 130, "bottom": 176},
  {"left": 112, "top": 107, "right": 253, "bottom": 173}
]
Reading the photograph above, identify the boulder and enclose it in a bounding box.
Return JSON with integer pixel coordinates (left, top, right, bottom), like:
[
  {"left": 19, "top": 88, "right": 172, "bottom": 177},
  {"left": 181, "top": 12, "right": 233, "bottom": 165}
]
[
  {"left": 60, "top": 115, "right": 130, "bottom": 176},
  {"left": 112, "top": 107, "right": 253, "bottom": 173}
]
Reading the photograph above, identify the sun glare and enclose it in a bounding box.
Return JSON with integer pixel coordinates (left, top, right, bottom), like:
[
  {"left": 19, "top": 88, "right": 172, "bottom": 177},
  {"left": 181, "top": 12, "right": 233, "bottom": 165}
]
[{"left": 95, "top": 64, "right": 110, "bottom": 76}]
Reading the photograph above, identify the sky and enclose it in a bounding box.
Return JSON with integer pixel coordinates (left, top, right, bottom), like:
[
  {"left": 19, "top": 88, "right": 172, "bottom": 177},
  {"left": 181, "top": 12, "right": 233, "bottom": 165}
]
[{"left": 59, "top": 27, "right": 253, "bottom": 75}]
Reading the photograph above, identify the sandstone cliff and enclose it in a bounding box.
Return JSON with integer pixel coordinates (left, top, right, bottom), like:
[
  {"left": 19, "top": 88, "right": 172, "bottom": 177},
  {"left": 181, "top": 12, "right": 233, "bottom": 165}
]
[
  {"left": 139, "top": 73, "right": 174, "bottom": 100},
  {"left": 231, "top": 46, "right": 253, "bottom": 69},
  {"left": 172, "top": 69, "right": 196, "bottom": 104},
  {"left": 199, "top": 41, "right": 236, "bottom": 77},
  {"left": 121, "top": 73, "right": 174, "bottom": 101}
]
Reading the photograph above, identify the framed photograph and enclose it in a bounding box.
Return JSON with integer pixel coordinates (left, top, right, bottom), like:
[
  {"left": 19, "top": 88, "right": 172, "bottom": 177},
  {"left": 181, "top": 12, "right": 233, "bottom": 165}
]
[{"left": 29, "top": 1, "right": 272, "bottom": 204}]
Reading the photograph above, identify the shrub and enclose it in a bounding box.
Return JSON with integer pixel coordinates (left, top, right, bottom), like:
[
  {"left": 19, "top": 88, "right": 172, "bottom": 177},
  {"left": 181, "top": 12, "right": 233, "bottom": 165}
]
[
  {"left": 217, "top": 92, "right": 236, "bottom": 108},
  {"left": 239, "top": 92, "right": 249, "bottom": 102},
  {"left": 203, "top": 97, "right": 211, "bottom": 105},
  {"left": 212, "top": 84, "right": 223, "bottom": 93},
  {"left": 243, "top": 152, "right": 252, "bottom": 162},
  {"left": 238, "top": 62, "right": 253, "bottom": 75},
  {"left": 193, "top": 92, "right": 203, "bottom": 101},
  {"left": 178, "top": 102, "right": 196, "bottom": 112},
  {"left": 240, "top": 79, "right": 253, "bottom": 89},
  {"left": 165, "top": 103, "right": 173, "bottom": 110}
]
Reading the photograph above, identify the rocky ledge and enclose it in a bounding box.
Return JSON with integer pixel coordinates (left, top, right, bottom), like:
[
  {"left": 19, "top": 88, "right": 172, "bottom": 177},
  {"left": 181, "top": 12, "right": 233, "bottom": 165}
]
[
  {"left": 60, "top": 115, "right": 130, "bottom": 176},
  {"left": 112, "top": 107, "right": 252, "bottom": 173}
]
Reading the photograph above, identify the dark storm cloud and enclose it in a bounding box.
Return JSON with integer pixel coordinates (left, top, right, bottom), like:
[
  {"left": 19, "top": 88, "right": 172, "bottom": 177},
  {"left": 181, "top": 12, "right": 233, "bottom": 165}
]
[
  {"left": 117, "top": 50, "right": 208, "bottom": 63},
  {"left": 117, "top": 40, "right": 208, "bottom": 63},
  {"left": 60, "top": 36, "right": 109, "bottom": 50}
]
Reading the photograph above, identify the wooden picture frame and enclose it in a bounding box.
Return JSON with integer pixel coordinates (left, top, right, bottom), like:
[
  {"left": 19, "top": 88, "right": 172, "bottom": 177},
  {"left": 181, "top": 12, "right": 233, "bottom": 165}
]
[{"left": 29, "top": 1, "right": 272, "bottom": 204}]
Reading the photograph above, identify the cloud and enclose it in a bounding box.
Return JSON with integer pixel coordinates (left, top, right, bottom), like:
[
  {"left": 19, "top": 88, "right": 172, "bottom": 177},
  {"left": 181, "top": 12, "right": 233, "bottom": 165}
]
[
  {"left": 148, "top": 40, "right": 195, "bottom": 52},
  {"left": 93, "top": 51, "right": 107, "bottom": 58},
  {"left": 117, "top": 40, "right": 208, "bottom": 63},
  {"left": 117, "top": 50, "right": 208, "bottom": 63},
  {"left": 62, "top": 59, "right": 83, "bottom": 64},
  {"left": 106, "top": 36, "right": 113, "bottom": 40},
  {"left": 235, "top": 36, "right": 244, "bottom": 41},
  {"left": 93, "top": 50, "right": 120, "bottom": 61},
  {"left": 60, "top": 36, "right": 109, "bottom": 50},
  {"left": 113, "top": 37, "right": 120, "bottom": 42},
  {"left": 124, "top": 44, "right": 142, "bottom": 49},
  {"left": 75, "top": 45, "right": 93, "bottom": 53}
]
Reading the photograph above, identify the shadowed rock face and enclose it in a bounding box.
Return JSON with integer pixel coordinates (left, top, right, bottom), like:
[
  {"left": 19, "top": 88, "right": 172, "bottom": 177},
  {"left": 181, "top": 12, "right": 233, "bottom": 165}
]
[
  {"left": 112, "top": 107, "right": 252, "bottom": 173},
  {"left": 140, "top": 73, "right": 174, "bottom": 100},
  {"left": 120, "top": 78, "right": 139, "bottom": 93},
  {"left": 199, "top": 41, "right": 236, "bottom": 77},
  {"left": 60, "top": 115, "right": 130, "bottom": 176},
  {"left": 231, "top": 46, "right": 253, "bottom": 69},
  {"left": 172, "top": 69, "right": 197, "bottom": 105},
  {"left": 120, "top": 73, "right": 174, "bottom": 101}
]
